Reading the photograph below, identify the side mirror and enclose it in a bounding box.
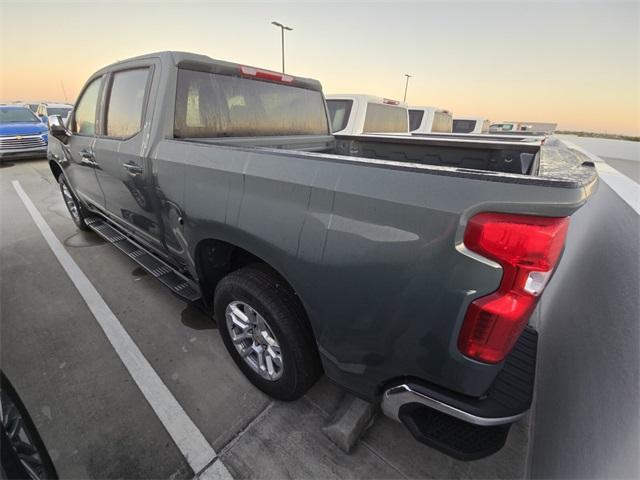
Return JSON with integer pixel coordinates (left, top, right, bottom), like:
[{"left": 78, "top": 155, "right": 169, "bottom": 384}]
[{"left": 48, "top": 115, "right": 70, "bottom": 143}]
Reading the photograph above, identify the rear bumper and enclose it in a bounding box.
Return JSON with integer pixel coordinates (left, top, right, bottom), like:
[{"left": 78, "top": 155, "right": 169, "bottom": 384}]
[
  {"left": 381, "top": 383, "right": 527, "bottom": 426},
  {"left": 381, "top": 327, "right": 538, "bottom": 459}
]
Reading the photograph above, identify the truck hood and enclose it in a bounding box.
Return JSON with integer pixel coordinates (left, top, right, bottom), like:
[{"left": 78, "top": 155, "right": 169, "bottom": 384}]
[{"left": 0, "top": 122, "right": 48, "bottom": 137}]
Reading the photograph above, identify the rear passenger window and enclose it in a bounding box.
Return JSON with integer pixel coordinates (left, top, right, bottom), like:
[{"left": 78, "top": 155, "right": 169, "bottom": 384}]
[
  {"left": 105, "top": 68, "right": 149, "bottom": 138},
  {"left": 72, "top": 77, "right": 102, "bottom": 135},
  {"left": 452, "top": 119, "right": 477, "bottom": 133},
  {"left": 363, "top": 103, "right": 408, "bottom": 133},
  {"left": 408, "top": 110, "right": 424, "bottom": 131}
]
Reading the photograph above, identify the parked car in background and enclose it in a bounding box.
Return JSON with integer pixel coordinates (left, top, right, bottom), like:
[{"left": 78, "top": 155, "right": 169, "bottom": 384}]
[
  {"left": 48, "top": 51, "right": 598, "bottom": 461},
  {"left": 36, "top": 102, "right": 73, "bottom": 127},
  {"left": 452, "top": 116, "right": 490, "bottom": 134},
  {"left": 490, "top": 122, "right": 529, "bottom": 132},
  {"left": 0, "top": 105, "right": 48, "bottom": 162},
  {"left": 326, "top": 94, "right": 409, "bottom": 135},
  {"left": 409, "top": 106, "right": 453, "bottom": 133}
]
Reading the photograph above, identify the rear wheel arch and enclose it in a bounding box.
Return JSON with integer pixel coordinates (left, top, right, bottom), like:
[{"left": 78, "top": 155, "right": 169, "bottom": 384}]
[{"left": 194, "top": 238, "right": 318, "bottom": 341}]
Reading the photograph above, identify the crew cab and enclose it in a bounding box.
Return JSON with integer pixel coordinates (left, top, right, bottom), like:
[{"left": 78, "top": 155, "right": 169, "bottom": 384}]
[
  {"left": 326, "top": 94, "right": 409, "bottom": 135},
  {"left": 47, "top": 52, "right": 597, "bottom": 460},
  {"left": 409, "top": 106, "right": 453, "bottom": 133},
  {"left": 0, "top": 105, "right": 48, "bottom": 161},
  {"left": 452, "top": 116, "right": 490, "bottom": 134}
]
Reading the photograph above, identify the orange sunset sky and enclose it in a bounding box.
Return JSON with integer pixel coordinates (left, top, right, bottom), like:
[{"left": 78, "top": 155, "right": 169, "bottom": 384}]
[{"left": 1, "top": 0, "right": 639, "bottom": 135}]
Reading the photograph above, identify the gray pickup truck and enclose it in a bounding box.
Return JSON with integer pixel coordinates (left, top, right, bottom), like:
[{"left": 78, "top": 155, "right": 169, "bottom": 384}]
[{"left": 47, "top": 51, "right": 597, "bottom": 460}]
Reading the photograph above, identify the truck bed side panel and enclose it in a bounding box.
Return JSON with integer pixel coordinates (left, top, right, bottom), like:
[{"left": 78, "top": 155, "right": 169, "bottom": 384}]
[{"left": 154, "top": 140, "right": 593, "bottom": 399}]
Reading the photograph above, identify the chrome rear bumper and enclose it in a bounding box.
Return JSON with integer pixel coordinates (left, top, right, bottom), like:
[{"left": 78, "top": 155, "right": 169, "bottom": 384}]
[{"left": 381, "top": 383, "right": 526, "bottom": 426}]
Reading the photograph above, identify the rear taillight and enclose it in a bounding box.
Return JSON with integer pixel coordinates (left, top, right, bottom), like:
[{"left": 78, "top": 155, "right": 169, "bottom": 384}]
[
  {"left": 240, "top": 66, "right": 293, "bottom": 84},
  {"left": 458, "top": 213, "right": 569, "bottom": 363}
]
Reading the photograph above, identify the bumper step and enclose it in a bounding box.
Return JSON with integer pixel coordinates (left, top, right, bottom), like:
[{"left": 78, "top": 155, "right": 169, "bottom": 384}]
[
  {"left": 85, "top": 216, "right": 201, "bottom": 302},
  {"left": 399, "top": 404, "right": 510, "bottom": 461},
  {"left": 383, "top": 327, "right": 538, "bottom": 460}
]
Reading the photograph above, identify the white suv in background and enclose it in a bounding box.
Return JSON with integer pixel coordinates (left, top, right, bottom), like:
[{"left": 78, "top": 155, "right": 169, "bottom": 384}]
[
  {"left": 36, "top": 102, "right": 73, "bottom": 125},
  {"left": 326, "top": 94, "right": 409, "bottom": 135}
]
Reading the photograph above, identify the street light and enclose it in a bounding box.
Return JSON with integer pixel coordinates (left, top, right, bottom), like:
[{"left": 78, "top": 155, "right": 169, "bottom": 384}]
[
  {"left": 272, "top": 21, "right": 293, "bottom": 74},
  {"left": 403, "top": 74, "right": 412, "bottom": 102}
]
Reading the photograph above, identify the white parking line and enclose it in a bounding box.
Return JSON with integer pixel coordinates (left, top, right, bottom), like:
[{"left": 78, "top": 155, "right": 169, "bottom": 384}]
[{"left": 12, "top": 180, "right": 232, "bottom": 480}]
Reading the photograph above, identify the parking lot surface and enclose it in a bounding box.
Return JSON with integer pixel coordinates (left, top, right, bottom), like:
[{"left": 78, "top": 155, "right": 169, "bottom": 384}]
[{"left": 1, "top": 159, "right": 530, "bottom": 479}]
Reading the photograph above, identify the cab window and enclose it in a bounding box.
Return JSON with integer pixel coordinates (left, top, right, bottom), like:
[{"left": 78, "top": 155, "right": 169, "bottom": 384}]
[
  {"left": 105, "top": 68, "right": 150, "bottom": 138},
  {"left": 72, "top": 77, "right": 103, "bottom": 135}
]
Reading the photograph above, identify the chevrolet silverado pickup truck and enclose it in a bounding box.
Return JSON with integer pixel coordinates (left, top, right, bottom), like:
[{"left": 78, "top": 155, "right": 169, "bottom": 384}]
[{"left": 47, "top": 51, "right": 597, "bottom": 460}]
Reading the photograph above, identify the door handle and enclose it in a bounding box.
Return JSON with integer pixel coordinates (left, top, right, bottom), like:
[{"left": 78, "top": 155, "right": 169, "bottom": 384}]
[
  {"left": 80, "top": 149, "right": 97, "bottom": 166},
  {"left": 123, "top": 162, "right": 144, "bottom": 176}
]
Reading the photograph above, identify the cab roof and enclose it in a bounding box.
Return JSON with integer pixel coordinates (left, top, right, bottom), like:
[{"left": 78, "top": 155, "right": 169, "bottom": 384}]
[{"left": 92, "top": 51, "right": 324, "bottom": 92}]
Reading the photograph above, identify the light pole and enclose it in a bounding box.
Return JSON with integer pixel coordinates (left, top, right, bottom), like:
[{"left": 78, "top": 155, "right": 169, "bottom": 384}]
[
  {"left": 272, "top": 21, "right": 293, "bottom": 74},
  {"left": 403, "top": 74, "right": 412, "bottom": 102}
]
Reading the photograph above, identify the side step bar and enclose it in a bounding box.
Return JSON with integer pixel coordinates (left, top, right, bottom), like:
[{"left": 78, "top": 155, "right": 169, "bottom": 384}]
[{"left": 85, "top": 216, "right": 201, "bottom": 302}]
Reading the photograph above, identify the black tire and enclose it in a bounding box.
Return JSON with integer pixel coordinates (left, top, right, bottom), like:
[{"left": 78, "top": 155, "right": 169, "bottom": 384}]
[
  {"left": 215, "top": 265, "right": 322, "bottom": 400},
  {"left": 58, "top": 175, "right": 90, "bottom": 231}
]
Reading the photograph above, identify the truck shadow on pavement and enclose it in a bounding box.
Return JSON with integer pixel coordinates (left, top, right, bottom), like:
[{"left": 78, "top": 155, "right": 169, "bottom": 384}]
[{"left": 181, "top": 303, "right": 217, "bottom": 331}]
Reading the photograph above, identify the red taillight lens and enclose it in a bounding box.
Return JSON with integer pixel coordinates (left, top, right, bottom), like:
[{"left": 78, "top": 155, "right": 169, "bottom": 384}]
[{"left": 458, "top": 213, "right": 569, "bottom": 363}]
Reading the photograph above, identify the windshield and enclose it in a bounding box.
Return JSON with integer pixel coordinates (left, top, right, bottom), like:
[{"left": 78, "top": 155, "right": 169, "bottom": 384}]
[
  {"left": 0, "top": 107, "right": 40, "bottom": 123},
  {"left": 47, "top": 108, "right": 72, "bottom": 117}
]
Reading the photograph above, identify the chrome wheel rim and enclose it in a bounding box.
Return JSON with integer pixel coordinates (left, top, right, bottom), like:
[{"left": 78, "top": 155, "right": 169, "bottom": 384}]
[
  {"left": 61, "top": 182, "right": 80, "bottom": 223},
  {"left": 1, "top": 388, "right": 48, "bottom": 479},
  {"left": 225, "top": 301, "right": 283, "bottom": 381}
]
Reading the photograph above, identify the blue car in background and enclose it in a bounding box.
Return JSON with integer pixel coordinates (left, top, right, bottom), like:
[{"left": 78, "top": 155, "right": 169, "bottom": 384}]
[{"left": 0, "top": 105, "right": 49, "bottom": 162}]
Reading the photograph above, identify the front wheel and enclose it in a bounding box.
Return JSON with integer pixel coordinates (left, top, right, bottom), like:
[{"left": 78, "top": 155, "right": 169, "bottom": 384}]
[
  {"left": 58, "top": 175, "right": 90, "bottom": 231},
  {"left": 215, "top": 266, "right": 322, "bottom": 400}
]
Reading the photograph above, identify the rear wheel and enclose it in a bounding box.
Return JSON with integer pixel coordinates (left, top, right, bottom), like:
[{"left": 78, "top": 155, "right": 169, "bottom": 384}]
[
  {"left": 58, "top": 175, "right": 90, "bottom": 231},
  {"left": 215, "top": 266, "right": 321, "bottom": 400}
]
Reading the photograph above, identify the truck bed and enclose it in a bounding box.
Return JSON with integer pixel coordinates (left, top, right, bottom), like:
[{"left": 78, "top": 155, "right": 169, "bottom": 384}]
[{"left": 184, "top": 133, "right": 597, "bottom": 190}]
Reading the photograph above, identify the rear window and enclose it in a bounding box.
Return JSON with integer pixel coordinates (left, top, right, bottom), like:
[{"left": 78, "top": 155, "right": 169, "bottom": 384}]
[
  {"left": 432, "top": 111, "right": 453, "bottom": 133},
  {"left": 174, "top": 69, "right": 329, "bottom": 138},
  {"left": 327, "top": 99, "right": 353, "bottom": 133},
  {"left": 408, "top": 110, "right": 424, "bottom": 131},
  {"left": 363, "top": 103, "right": 408, "bottom": 133},
  {"left": 452, "top": 119, "right": 477, "bottom": 133}
]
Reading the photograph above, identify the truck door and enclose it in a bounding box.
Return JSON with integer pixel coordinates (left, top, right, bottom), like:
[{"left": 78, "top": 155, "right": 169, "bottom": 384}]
[
  {"left": 92, "top": 66, "right": 165, "bottom": 251},
  {"left": 64, "top": 76, "right": 105, "bottom": 209}
]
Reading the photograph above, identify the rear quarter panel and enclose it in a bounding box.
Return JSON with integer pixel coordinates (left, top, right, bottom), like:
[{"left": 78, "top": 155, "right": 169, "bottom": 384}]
[{"left": 154, "top": 140, "right": 593, "bottom": 399}]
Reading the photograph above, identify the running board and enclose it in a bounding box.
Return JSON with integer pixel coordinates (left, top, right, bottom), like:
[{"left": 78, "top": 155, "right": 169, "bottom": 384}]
[{"left": 85, "top": 216, "right": 201, "bottom": 302}]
